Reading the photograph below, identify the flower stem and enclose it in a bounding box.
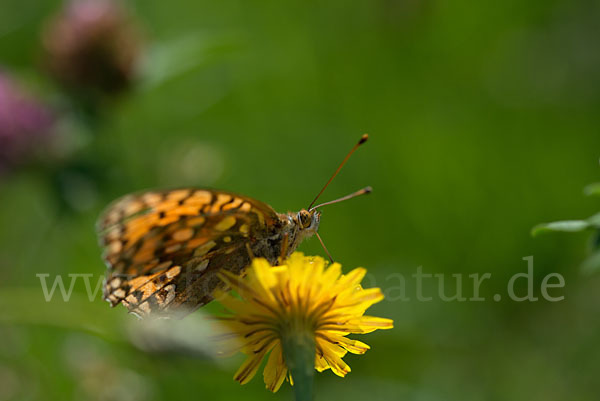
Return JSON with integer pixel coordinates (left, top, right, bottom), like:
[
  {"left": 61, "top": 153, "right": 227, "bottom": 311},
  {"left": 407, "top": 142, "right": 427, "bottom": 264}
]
[{"left": 282, "top": 328, "right": 315, "bottom": 401}]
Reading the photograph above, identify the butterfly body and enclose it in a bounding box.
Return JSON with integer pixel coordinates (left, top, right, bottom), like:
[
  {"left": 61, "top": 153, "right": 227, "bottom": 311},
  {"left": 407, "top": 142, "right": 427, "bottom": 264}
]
[{"left": 97, "top": 188, "right": 320, "bottom": 318}]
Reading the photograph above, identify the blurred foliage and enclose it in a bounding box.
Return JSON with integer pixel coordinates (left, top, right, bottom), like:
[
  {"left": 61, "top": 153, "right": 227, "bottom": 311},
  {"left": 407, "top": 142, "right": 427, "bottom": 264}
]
[
  {"left": 1, "top": 0, "right": 600, "bottom": 400},
  {"left": 533, "top": 179, "right": 600, "bottom": 273}
]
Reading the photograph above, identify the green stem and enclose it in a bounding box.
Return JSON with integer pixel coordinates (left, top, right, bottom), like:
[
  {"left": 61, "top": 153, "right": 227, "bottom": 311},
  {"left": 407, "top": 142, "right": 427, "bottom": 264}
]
[{"left": 281, "top": 328, "right": 315, "bottom": 401}]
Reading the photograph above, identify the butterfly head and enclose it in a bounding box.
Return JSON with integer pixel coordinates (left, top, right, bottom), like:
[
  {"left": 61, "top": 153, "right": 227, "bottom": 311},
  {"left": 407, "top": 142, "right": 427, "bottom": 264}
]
[
  {"left": 297, "top": 208, "right": 321, "bottom": 234},
  {"left": 278, "top": 209, "right": 321, "bottom": 258}
]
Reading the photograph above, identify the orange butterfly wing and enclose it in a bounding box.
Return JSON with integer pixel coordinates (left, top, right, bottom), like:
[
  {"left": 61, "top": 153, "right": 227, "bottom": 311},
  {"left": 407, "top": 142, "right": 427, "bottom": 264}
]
[{"left": 96, "top": 188, "right": 280, "bottom": 318}]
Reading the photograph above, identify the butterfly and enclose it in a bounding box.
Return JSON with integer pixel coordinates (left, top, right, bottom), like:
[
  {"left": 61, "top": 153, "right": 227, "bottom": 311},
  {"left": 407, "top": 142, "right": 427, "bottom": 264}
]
[{"left": 96, "top": 135, "right": 370, "bottom": 318}]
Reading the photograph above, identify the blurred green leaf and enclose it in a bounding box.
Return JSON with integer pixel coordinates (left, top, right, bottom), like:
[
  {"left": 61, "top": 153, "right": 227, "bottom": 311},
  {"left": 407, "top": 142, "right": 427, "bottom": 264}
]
[
  {"left": 581, "top": 250, "right": 600, "bottom": 275},
  {"left": 590, "top": 229, "right": 600, "bottom": 251},
  {"left": 584, "top": 183, "right": 600, "bottom": 197},
  {"left": 588, "top": 212, "right": 600, "bottom": 227},
  {"left": 531, "top": 220, "right": 592, "bottom": 236},
  {"left": 139, "top": 32, "right": 237, "bottom": 90},
  {"left": 0, "top": 288, "right": 123, "bottom": 342}
]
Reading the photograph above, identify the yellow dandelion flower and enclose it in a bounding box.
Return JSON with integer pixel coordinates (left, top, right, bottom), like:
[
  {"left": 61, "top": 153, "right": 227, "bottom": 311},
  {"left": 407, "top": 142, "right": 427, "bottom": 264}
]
[{"left": 215, "top": 252, "right": 393, "bottom": 393}]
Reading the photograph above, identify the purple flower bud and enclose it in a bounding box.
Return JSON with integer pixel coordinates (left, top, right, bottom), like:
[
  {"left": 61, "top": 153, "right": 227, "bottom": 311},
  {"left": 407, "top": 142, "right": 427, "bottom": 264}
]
[
  {"left": 0, "top": 72, "right": 56, "bottom": 173},
  {"left": 42, "top": 0, "right": 142, "bottom": 96}
]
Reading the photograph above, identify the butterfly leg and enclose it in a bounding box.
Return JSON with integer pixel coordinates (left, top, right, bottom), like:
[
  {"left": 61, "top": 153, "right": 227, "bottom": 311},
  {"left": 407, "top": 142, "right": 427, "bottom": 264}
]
[
  {"left": 278, "top": 233, "right": 289, "bottom": 265},
  {"left": 245, "top": 242, "right": 255, "bottom": 259}
]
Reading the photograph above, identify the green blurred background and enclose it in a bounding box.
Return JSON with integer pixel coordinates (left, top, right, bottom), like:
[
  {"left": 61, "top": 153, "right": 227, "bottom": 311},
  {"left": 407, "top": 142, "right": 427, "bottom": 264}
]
[{"left": 1, "top": 0, "right": 600, "bottom": 400}]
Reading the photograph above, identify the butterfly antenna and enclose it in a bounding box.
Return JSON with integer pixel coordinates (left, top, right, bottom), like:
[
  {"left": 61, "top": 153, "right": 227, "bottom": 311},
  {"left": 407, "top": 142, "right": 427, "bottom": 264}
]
[
  {"left": 307, "top": 134, "right": 369, "bottom": 210},
  {"left": 315, "top": 232, "right": 334, "bottom": 263},
  {"left": 311, "top": 186, "right": 372, "bottom": 210}
]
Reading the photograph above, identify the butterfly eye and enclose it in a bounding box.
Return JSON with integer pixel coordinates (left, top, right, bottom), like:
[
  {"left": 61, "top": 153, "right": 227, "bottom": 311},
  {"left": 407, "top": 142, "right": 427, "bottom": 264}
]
[{"left": 298, "top": 210, "right": 312, "bottom": 229}]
